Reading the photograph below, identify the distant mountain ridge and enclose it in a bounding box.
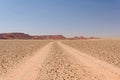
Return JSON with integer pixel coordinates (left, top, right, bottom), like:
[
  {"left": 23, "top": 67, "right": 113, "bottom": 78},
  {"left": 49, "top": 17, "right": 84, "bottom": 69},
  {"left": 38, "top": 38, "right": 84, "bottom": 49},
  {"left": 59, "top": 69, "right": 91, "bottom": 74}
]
[
  {"left": 0, "top": 33, "right": 99, "bottom": 40},
  {"left": 0, "top": 33, "right": 31, "bottom": 39}
]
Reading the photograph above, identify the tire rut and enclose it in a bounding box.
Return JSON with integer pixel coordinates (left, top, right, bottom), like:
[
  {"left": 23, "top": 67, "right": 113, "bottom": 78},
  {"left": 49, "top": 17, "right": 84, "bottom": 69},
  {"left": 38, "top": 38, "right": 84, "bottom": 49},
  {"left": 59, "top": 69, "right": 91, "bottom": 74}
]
[
  {"left": 3, "top": 42, "right": 120, "bottom": 80},
  {"left": 35, "top": 42, "right": 102, "bottom": 80}
]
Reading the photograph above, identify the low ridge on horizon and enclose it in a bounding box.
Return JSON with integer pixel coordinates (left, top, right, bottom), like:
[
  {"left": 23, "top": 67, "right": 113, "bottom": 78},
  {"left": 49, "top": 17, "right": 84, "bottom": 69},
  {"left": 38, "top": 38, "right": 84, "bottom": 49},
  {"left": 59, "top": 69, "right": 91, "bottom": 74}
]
[{"left": 0, "top": 32, "right": 99, "bottom": 40}]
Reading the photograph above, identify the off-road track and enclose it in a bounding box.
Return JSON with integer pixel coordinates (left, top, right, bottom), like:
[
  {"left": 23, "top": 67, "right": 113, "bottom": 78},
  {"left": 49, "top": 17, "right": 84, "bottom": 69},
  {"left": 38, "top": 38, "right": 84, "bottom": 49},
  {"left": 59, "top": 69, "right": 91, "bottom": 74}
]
[{"left": 2, "top": 42, "right": 120, "bottom": 80}]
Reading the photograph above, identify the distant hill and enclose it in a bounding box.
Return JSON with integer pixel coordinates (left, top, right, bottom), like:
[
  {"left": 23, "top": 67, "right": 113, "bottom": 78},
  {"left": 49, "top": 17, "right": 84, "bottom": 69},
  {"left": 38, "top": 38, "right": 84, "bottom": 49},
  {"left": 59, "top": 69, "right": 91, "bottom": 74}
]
[
  {"left": 0, "top": 33, "right": 31, "bottom": 39},
  {"left": 0, "top": 33, "right": 99, "bottom": 40},
  {"left": 31, "top": 35, "right": 66, "bottom": 40},
  {"left": 0, "top": 33, "right": 66, "bottom": 40}
]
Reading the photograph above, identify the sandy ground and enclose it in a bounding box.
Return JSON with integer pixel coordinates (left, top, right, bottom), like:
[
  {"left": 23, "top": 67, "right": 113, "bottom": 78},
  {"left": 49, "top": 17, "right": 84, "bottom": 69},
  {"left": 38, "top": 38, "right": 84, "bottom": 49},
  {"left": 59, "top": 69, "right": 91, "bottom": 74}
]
[{"left": 1, "top": 42, "right": 120, "bottom": 80}]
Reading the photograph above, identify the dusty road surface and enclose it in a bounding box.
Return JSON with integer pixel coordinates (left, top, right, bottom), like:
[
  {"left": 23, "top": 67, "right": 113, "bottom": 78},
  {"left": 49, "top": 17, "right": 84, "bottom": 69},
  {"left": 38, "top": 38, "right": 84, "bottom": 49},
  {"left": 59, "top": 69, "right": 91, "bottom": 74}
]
[{"left": 2, "top": 42, "right": 120, "bottom": 80}]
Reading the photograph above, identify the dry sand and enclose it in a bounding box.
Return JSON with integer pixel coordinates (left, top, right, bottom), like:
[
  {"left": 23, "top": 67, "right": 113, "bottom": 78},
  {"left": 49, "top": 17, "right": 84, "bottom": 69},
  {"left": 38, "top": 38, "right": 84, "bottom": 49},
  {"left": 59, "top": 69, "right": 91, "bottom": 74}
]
[
  {"left": 1, "top": 41, "right": 120, "bottom": 80},
  {"left": 63, "top": 40, "right": 120, "bottom": 68}
]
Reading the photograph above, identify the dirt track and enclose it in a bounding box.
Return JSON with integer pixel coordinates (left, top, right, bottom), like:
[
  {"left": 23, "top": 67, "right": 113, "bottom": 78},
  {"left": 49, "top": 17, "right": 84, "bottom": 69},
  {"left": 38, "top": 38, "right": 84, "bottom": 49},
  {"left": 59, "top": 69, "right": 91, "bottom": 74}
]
[{"left": 2, "top": 42, "right": 120, "bottom": 80}]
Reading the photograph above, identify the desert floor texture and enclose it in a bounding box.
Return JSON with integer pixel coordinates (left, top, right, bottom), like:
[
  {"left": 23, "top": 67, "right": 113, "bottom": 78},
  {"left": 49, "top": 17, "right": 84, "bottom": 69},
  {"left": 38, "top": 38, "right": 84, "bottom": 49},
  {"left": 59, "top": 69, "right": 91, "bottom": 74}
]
[{"left": 0, "top": 40, "right": 120, "bottom": 80}]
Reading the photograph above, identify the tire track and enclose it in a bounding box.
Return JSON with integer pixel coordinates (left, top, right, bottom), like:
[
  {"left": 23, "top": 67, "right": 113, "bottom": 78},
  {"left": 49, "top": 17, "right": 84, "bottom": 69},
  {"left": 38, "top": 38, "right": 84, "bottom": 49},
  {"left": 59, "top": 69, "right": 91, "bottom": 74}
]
[
  {"left": 36, "top": 42, "right": 102, "bottom": 80},
  {"left": 3, "top": 42, "right": 120, "bottom": 80},
  {"left": 3, "top": 42, "right": 53, "bottom": 80},
  {"left": 58, "top": 42, "right": 120, "bottom": 80},
  {"left": 35, "top": 43, "right": 82, "bottom": 80}
]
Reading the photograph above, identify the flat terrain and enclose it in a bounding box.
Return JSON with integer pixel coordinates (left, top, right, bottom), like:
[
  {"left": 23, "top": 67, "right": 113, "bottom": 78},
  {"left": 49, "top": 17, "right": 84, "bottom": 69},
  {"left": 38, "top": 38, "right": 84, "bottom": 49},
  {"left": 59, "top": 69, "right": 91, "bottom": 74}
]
[
  {"left": 63, "top": 39, "right": 120, "bottom": 68},
  {"left": 0, "top": 40, "right": 50, "bottom": 76},
  {"left": 0, "top": 40, "right": 120, "bottom": 80}
]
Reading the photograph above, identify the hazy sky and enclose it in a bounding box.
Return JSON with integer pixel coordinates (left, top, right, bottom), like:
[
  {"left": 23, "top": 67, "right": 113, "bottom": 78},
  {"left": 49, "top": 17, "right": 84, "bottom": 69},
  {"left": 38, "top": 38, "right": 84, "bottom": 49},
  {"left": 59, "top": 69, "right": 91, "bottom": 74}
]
[{"left": 0, "top": 0, "right": 120, "bottom": 38}]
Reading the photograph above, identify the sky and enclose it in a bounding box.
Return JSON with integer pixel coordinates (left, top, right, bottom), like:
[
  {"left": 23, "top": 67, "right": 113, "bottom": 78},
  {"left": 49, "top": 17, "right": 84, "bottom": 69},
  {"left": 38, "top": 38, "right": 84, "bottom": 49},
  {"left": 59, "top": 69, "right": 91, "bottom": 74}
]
[{"left": 0, "top": 0, "right": 120, "bottom": 38}]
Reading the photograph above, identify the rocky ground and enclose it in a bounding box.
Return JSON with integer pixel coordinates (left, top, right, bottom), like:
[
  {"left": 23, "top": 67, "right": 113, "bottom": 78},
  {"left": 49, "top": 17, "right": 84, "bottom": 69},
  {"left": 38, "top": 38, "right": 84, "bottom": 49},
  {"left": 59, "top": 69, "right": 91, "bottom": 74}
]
[{"left": 1, "top": 41, "right": 120, "bottom": 80}]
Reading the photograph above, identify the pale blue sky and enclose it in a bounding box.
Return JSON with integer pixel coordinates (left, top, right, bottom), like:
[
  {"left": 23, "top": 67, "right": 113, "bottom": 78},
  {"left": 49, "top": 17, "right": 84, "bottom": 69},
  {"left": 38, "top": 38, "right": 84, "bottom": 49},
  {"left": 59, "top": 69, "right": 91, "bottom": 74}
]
[{"left": 0, "top": 0, "right": 120, "bottom": 38}]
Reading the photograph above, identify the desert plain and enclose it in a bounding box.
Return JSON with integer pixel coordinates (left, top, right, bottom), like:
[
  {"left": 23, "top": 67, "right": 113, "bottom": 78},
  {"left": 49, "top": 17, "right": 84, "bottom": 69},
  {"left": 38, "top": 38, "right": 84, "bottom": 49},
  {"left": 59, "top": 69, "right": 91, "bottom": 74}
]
[{"left": 0, "top": 39, "right": 120, "bottom": 80}]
